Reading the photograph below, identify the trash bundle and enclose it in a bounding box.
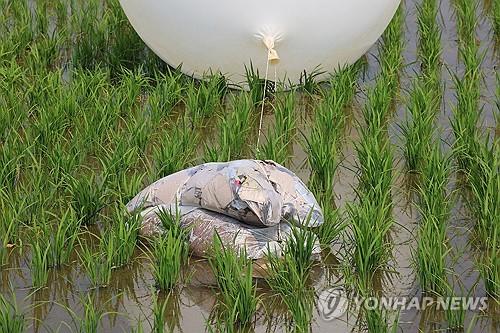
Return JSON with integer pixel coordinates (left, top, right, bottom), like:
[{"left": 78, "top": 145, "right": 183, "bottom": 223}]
[{"left": 127, "top": 160, "right": 323, "bottom": 259}]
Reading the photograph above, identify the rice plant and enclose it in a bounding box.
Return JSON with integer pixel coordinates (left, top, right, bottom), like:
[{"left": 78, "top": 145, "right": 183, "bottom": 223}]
[
  {"left": 185, "top": 74, "right": 224, "bottom": 123},
  {"left": 316, "top": 203, "right": 346, "bottom": 247},
  {"left": 477, "top": 240, "right": 500, "bottom": 299},
  {"left": 152, "top": 116, "right": 198, "bottom": 178},
  {"left": 364, "top": 305, "right": 399, "bottom": 333},
  {"left": 265, "top": 249, "right": 315, "bottom": 332},
  {"left": 150, "top": 291, "right": 183, "bottom": 333},
  {"left": 299, "top": 66, "right": 325, "bottom": 96},
  {"left": 29, "top": 235, "right": 50, "bottom": 289},
  {"left": 492, "top": 0, "right": 500, "bottom": 42},
  {"left": 379, "top": 5, "right": 404, "bottom": 97},
  {"left": 416, "top": 0, "right": 442, "bottom": 81},
  {"left": 451, "top": 44, "right": 483, "bottom": 172},
  {"left": 68, "top": 172, "right": 108, "bottom": 225},
  {"left": 346, "top": 197, "right": 393, "bottom": 292},
  {"left": 464, "top": 138, "right": 499, "bottom": 246},
  {"left": 257, "top": 89, "right": 297, "bottom": 164},
  {"left": 0, "top": 293, "right": 24, "bottom": 333},
  {"left": 454, "top": 0, "right": 479, "bottom": 45},
  {"left": 206, "top": 93, "right": 254, "bottom": 162},
  {"left": 78, "top": 294, "right": 105, "bottom": 333},
  {"left": 149, "top": 208, "right": 189, "bottom": 291},
  {"left": 0, "top": 193, "right": 19, "bottom": 266},
  {"left": 208, "top": 234, "right": 258, "bottom": 327},
  {"left": 106, "top": 204, "right": 141, "bottom": 268},
  {"left": 412, "top": 146, "right": 452, "bottom": 296},
  {"left": 78, "top": 235, "right": 114, "bottom": 288},
  {"left": 304, "top": 66, "right": 357, "bottom": 202},
  {"left": 48, "top": 209, "right": 82, "bottom": 268},
  {"left": 244, "top": 63, "right": 266, "bottom": 106},
  {"left": 151, "top": 291, "right": 168, "bottom": 333},
  {"left": 400, "top": 80, "right": 439, "bottom": 173},
  {"left": 148, "top": 68, "right": 185, "bottom": 122}
]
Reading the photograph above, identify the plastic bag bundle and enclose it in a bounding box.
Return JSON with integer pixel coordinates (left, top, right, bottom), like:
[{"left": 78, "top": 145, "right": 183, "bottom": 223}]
[
  {"left": 127, "top": 160, "right": 323, "bottom": 259},
  {"left": 139, "top": 204, "right": 294, "bottom": 259},
  {"left": 257, "top": 160, "right": 323, "bottom": 227}
]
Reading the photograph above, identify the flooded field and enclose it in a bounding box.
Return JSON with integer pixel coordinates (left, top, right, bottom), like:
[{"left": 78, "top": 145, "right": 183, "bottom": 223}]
[{"left": 0, "top": 0, "right": 498, "bottom": 332}]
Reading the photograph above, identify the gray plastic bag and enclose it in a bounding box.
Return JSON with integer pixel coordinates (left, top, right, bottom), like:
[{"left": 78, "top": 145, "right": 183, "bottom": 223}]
[
  {"left": 127, "top": 160, "right": 283, "bottom": 227},
  {"left": 127, "top": 160, "right": 323, "bottom": 227},
  {"left": 138, "top": 204, "right": 320, "bottom": 260}
]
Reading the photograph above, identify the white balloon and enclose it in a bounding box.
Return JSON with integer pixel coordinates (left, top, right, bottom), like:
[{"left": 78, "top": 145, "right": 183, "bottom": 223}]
[{"left": 119, "top": 0, "right": 401, "bottom": 84}]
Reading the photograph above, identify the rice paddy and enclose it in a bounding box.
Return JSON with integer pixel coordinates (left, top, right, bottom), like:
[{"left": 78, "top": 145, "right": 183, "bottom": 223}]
[{"left": 0, "top": 0, "right": 498, "bottom": 332}]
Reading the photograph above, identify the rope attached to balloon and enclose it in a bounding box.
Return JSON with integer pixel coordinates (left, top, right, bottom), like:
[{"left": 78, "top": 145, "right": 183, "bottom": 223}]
[
  {"left": 256, "top": 36, "right": 280, "bottom": 149},
  {"left": 256, "top": 36, "right": 282, "bottom": 242}
]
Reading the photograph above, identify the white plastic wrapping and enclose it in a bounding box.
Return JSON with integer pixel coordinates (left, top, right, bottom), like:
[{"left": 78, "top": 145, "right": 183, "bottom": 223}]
[
  {"left": 127, "top": 160, "right": 324, "bottom": 260},
  {"left": 119, "top": 0, "right": 400, "bottom": 84}
]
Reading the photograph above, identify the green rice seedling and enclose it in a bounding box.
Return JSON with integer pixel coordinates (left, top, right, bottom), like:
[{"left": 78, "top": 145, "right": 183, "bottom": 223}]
[
  {"left": 265, "top": 250, "right": 315, "bottom": 332},
  {"left": 148, "top": 69, "right": 185, "bottom": 122},
  {"left": 149, "top": 208, "right": 189, "bottom": 290},
  {"left": 400, "top": 80, "right": 438, "bottom": 173},
  {"left": 316, "top": 203, "right": 346, "bottom": 248},
  {"left": 304, "top": 99, "right": 344, "bottom": 200},
  {"left": 78, "top": 294, "right": 105, "bottom": 333},
  {"left": 379, "top": 5, "right": 404, "bottom": 96},
  {"left": 257, "top": 90, "right": 297, "bottom": 164},
  {"left": 106, "top": 204, "right": 141, "bottom": 268},
  {"left": 492, "top": 0, "right": 500, "bottom": 42},
  {"left": 0, "top": 293, "right": 24, "bottom": 333},
  {"left": 299, "top": 66, "right": 325, "bottom": 96},
  {"left": 245, "top": 63, "right": 266, "bottom": 106},
  {"left": 185, "top": 75, "right": 224, "bottom": 123},
  {"left": 150, "top": 228, "right": 189, "bottom": 291},
  {"left": 416, "top": 0, "right": 442, "bottom": 79},
  {"left": 29, "top": 236, "right": 50, "bottom": 289},
  {"left": 444, "top": 293, "right": 467, "bottom": 332},
  {"left": 304, "top": 66, "right": 358, "bottom": 201},
  {"left": 412, "top": 146, "right": 452, "bottom": 296},
  {"left": 112, "top": 171, "right": 146, "bottom": 205},
  {"left": 464, "top": 138, "right": 499, "bottom": 245},
  {"left": 152, "top": 292, "right": 168, "bottom": 333},
  {"left": 68, "top": 172, "right": 108, "bottom": 225},
  {"left": 256, "top": 133, "right": 291, "bottom": 164},
  {"left": 48, "top": 209, "right": 82, "bottom": 268},
  {"left": 208, "top": 234, "right": 258, "bottom": 327},
  {"left": 72, "top": 0, "right": 110, "bottom": 70},
  {"left": 206, "top": 93, "right": 253, "bottom": 162},
  {"left": 272, "top": 90, "right": 297, "bottom": 146},
  {"left": 477, "top": 240, "right": 499, "bottom": 299},
  {"left": 346, "top": 197, "right": 393, "bottom": 292},
  {"left": 0, "top": 192, "right": 20, "bottom": 267},
  {"left": 284, "top": 218, "right": 319, "bottom": 278},
  {"left": 454, "top": 0, "right": 479, "bottom": 44},
  {"left": 364, "top": 305, "right": 399, "bottom": 333},
  {"left": 451, "top": 44, "right": 483, "bottom": 172},
  {"left": 0, "top": 137, "right": 23, "bottom": 191},
  {"left": 152, "top": 116, "right": 198, "bottom": 178},
  {"left": 99, "top": 139, "right": 139, "bottom": 185},
  {"left": 78, "top": 235, "right": 113, "bottom": 288}
]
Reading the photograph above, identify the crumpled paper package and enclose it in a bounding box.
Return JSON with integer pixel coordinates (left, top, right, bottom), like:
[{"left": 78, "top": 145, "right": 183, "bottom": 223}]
[
  {"left": 138, "top": 204, "right": 321, "bottom": 260},
  {"left": 127, "top": 160, "right": 324, "bottom": 260},
  {"left": 257, "top": 160, "right": 324, "bottom": 227},
  {"left": 127, "top": 160, "right": 283, "bottom": 227}
]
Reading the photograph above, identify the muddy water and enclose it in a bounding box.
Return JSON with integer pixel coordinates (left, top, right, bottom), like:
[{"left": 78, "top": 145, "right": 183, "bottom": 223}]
[{"left": 1, "top": 0, "right": 498, "bottom": 332}]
